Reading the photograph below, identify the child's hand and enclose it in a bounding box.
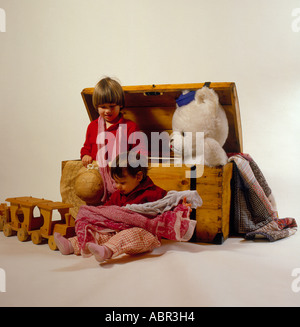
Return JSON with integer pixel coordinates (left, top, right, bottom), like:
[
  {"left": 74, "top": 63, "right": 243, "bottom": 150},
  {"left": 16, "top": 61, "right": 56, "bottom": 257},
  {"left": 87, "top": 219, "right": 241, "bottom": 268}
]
[
  {"left": 82, "top": 155, "right": 93, "bottom": 167},
  {"left": 182, "top": 197, "right": 192, "bottom": 212}
]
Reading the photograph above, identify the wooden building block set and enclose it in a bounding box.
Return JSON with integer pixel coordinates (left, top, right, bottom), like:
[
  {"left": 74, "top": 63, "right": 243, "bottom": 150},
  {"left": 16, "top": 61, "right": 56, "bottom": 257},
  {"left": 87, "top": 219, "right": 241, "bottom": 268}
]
[{"left": 0, "top": 82, "right": 243, "bottom": 248}]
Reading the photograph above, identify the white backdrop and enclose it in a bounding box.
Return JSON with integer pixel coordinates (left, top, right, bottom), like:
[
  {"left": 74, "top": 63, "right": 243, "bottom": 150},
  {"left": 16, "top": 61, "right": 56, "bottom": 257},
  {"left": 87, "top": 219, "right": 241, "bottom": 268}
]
[{"left": 1, "top": 0, "right": 300, "bottom": 219}]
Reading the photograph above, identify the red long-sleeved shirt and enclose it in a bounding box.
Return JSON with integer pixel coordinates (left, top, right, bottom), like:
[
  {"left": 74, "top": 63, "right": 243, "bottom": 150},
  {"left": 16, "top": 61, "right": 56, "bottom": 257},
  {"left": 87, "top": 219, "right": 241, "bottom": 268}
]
[
  {"left": 80, "top": 114, "right": 148, "bottom": 160},
  {"left": 104, "top": 176, "right": 167, "bottom": 207}
]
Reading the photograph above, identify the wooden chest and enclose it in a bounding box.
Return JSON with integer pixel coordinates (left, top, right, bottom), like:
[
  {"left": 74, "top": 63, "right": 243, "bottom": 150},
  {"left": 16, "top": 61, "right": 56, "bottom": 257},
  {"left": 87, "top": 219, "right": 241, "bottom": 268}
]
[{"left": 81, "top": 82, "right": 242, "bottom": 244}]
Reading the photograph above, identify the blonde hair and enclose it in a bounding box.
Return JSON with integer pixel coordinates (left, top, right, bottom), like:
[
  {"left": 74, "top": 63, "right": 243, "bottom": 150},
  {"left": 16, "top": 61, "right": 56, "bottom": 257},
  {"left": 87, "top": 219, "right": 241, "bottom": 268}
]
[{"left": 92, "top": 77, "right": 125, "bottom": 110}]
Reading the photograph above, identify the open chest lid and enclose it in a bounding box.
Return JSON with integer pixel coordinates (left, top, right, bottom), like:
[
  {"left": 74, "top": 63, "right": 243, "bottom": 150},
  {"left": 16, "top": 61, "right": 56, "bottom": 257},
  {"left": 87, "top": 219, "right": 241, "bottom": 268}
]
[{"left": 81, "top": 82, "right": 243, "bottom": 154}]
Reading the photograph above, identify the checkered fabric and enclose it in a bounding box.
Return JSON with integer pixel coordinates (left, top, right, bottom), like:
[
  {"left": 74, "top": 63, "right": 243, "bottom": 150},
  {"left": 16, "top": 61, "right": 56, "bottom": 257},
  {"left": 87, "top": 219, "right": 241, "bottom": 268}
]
[
  {"left": 229, "top": 154, "right": 297, "bottom": 241},
  {"left": 230, "top": 155, "right": 275, "bottom": 234},
  {"left": 104, "top": 227, "right": 161, "bottom": 258},
  {"left": 69, "top": 227, "right": 161, "bottom": 257},
  {"left": 245, "top": 219, "right": 297, "bottom": 242},
  {"left": 68, "top": 236, "right": 81, "bottom": 255}
]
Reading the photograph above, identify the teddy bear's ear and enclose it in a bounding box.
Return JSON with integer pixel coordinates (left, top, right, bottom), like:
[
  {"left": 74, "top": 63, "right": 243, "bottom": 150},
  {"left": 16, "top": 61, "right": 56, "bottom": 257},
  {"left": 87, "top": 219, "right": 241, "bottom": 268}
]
[
  {"left": 195, "top": 86, "right": 218, "bottom": 105},
  {"left": 195, "top": 88, "right": 207, "bottom": 104}
]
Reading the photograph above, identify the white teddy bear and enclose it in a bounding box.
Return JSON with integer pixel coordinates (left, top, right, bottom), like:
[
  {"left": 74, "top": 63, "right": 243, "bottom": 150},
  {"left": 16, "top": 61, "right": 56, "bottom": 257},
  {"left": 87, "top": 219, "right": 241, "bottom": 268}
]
[{"left": 170, "top": 86, "right": 229, "bottom": 167}]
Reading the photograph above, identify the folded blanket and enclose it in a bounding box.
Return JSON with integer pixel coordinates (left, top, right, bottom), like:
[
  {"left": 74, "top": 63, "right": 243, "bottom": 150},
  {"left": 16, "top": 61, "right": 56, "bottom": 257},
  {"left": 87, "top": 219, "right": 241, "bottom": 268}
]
[
  {"left": 125, "top": 190, "right": 202, "bottom": 216},
  {"left": 76, "top": 203, "right": 197, "bottom": 252},
  {"left": 244, "top": 218, "right": 297, "bottom": 242},
  {"left": 229, "top": 154, "right": 297, "bottom": 241}
]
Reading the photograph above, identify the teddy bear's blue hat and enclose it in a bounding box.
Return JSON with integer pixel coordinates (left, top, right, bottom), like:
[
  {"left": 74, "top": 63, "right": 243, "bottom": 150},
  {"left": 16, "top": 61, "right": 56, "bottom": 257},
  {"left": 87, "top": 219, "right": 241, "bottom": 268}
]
[{"left": 176, "top": 91, "right": 196, "bottom": 107}]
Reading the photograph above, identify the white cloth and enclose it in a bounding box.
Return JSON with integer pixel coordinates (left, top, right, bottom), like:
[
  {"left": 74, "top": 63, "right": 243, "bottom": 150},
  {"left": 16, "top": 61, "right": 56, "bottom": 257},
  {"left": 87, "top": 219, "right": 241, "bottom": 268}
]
[{"left": 125, "top": 190, "right": 203, "bottom": 216}]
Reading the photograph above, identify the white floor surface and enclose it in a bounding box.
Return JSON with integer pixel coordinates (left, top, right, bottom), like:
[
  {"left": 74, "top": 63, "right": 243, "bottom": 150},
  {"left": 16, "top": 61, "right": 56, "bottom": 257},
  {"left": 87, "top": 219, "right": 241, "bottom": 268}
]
[{"left": 1, "top": 221, "right": 300, "bottom": 307}]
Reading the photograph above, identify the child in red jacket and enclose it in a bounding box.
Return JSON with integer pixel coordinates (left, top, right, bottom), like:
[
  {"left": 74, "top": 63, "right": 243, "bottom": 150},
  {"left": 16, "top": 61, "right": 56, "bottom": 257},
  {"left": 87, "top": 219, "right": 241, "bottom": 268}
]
[
  {"left": 81, "top": 77, "right": 148, "bottom": 202},
  {"left": 54, "top": 152, "right": 167, "bottom": 262},
  {"left": 81, "top": 76, "right": 147, "bottom": 166}
]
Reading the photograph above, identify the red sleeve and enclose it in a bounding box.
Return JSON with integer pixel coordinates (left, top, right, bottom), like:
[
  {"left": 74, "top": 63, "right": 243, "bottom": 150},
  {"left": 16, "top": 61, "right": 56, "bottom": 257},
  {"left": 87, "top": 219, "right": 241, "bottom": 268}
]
[
  {"left": 103, "top": 191, "right": 121, "bottom": 206},
  {"left": 136, "top": 187, "right": 167, "bottom": 204},
  {"left": 80, "top": 120, "right": 97, "bottom": 159},
  {"left": 147, "top": 188, "right": 167, "bottom": 202}
]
